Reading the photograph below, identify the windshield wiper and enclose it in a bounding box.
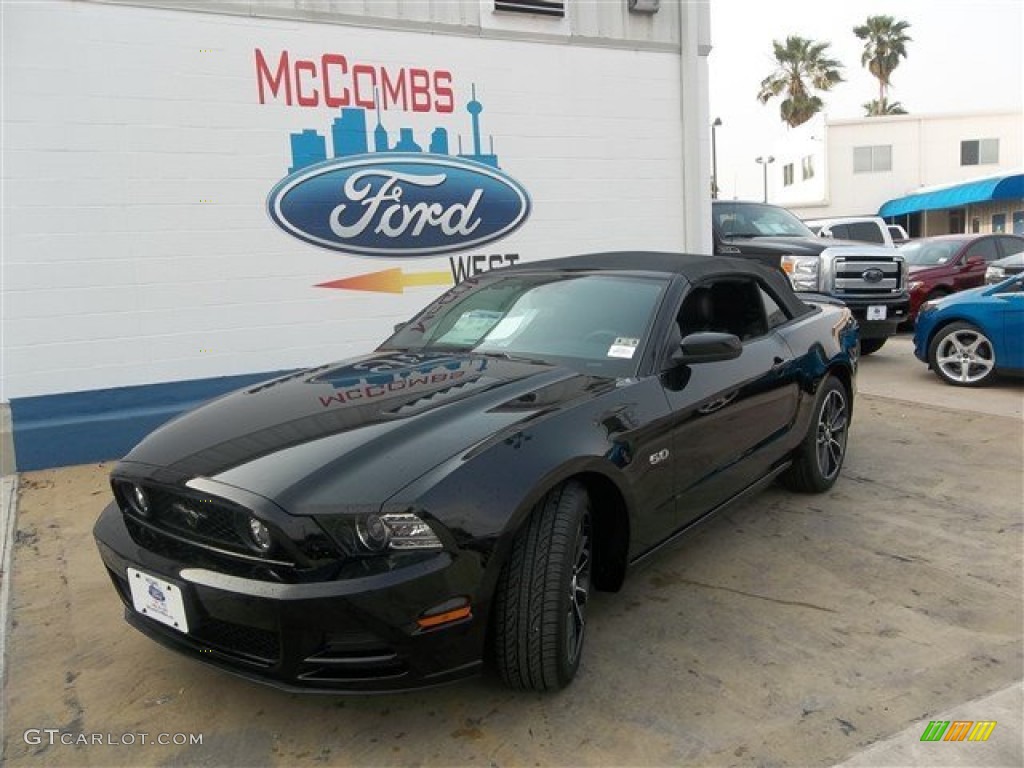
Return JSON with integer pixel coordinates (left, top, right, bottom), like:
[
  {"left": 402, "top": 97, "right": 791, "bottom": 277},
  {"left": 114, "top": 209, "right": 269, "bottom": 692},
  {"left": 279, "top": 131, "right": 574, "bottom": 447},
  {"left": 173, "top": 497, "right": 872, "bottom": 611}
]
[{"left": 475, "top": 350, "right": 551, "bottom": 365}]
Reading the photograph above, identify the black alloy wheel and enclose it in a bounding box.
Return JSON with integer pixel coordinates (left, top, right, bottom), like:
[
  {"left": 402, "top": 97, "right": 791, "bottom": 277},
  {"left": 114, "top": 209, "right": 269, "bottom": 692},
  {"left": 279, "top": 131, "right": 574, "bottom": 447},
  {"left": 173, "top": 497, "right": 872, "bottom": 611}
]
[{"left": 781, "top": 375, "right": 849, "bottom": 493}]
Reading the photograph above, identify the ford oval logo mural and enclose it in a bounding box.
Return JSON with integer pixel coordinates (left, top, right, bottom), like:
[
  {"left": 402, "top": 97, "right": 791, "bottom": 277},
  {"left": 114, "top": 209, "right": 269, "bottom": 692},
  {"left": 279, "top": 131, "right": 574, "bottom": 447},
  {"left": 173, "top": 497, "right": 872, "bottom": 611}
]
[{"left": 268, "top": 154, "right": 531, "bottom": 257}]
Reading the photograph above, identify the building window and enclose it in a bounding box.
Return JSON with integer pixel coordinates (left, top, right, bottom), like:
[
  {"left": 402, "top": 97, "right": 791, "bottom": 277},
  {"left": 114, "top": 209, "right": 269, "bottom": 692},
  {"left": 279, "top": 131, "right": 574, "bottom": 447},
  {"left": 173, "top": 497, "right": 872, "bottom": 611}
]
[
  {"left": 961, "top": 138, "right": 999, "bottom": 166},
  {"left": 992, "top": 213, "right": 1007, "bottom": 233},
  {"left": 853, "top": 145, "right": 892, "bottom": 173},
  {"left": 783, "top": 163, "right": 794, "bottom": 186},
  {"left": 1014, "top": 211, "right": 1024, "bottom": 235},
  {"left": 971, "top": 217, "right": 981, "bottom": 233},
  {"left": 494, "top": 0, "right": 565, "bottom": 17},
  {"left": 801, "top": 155, "right": 814, "bottom": 180}
]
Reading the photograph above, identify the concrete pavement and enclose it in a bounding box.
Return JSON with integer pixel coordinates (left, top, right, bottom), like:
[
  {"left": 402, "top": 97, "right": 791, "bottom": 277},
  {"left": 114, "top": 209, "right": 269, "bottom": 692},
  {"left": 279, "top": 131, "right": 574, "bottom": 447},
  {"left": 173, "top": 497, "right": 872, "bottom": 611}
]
[{"left": 837, "top": 681, "right": 1022, "bottom": 767}]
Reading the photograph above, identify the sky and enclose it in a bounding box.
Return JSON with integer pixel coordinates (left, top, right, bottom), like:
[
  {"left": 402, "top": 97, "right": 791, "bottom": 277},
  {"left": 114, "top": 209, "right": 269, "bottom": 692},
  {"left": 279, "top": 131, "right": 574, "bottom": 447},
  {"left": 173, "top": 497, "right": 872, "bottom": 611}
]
[{"left": 707, "top": 0, "right": 1024, "bottom": 201}]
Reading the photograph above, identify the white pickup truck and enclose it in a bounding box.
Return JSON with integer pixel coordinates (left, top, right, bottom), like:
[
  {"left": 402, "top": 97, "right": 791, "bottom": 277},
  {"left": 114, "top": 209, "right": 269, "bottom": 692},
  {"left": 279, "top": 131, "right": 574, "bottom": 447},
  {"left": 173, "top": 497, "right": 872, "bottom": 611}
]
[{"left": 804, "top": 216, "right": 909, "bottom": 247}]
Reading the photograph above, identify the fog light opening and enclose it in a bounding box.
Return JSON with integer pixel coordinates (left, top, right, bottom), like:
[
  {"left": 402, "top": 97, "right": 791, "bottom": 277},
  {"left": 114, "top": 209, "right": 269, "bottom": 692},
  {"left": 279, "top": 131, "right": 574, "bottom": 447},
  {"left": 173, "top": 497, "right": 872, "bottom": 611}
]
[
  {"left": 248, "top": 517, "right": 273, "bottom": 552},
  {"left": 128, "top": 484, "right": 150, "bottom": 517}
]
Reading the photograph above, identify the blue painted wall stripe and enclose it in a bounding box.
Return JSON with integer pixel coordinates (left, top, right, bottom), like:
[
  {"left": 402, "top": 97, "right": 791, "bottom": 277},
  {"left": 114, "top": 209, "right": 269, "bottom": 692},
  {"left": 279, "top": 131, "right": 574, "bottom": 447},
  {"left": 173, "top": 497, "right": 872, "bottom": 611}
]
[{"left": 10, "top": 370, "right": 294, "bottom": 472}]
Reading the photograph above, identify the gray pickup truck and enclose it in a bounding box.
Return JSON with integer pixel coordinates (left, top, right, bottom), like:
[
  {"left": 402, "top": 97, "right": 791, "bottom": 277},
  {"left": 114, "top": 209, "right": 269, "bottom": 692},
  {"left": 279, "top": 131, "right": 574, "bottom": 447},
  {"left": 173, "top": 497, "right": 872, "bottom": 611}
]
[{"left": 712, "top": 200, "right": 910, "bottom": 354}]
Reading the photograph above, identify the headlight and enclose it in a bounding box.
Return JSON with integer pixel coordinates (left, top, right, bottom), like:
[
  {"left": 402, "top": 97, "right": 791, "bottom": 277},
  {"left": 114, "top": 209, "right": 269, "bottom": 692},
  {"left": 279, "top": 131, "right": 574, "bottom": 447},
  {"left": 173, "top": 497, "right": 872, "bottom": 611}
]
[
  {"left": 323, "top": 511, "right": 443, "bottom": 555},
  {"left": 781, "top": 255, "right": 820, "bottom": 291},
  {"left": 908, "top": 280, "right": 923, "bottom": 292},
  {"left": 380, "top": 513, "right": 443, "bottom": 550},
  {"left": 919, "top": 300, "right": 938, "bottom": 315},
  {"left": 986, "top": 266, "right": 1005, "bottom": 282},
  {"left": 355, "top": 514, "right": 390, "bottom": 551}
]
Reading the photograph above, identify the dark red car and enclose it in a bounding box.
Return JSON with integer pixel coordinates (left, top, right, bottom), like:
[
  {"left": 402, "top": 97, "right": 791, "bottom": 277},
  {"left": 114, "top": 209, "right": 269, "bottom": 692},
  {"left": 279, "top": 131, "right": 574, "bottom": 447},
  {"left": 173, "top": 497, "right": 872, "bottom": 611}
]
[{"left": 901, "top": 234, "right": 1024, "bottom": 321}]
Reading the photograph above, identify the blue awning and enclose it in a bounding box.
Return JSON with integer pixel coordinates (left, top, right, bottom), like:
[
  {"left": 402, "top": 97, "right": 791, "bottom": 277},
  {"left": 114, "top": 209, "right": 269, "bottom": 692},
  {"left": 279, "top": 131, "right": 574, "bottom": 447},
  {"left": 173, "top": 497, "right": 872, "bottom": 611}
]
[{"left": 878, "top": 173, "right": 1024, "bottom": 218}]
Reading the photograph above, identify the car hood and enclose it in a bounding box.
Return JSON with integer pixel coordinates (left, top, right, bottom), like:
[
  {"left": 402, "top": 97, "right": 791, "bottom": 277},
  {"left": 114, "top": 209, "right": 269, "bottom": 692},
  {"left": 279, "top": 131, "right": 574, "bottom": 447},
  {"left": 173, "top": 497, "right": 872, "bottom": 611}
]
[
  {"left": 121, "top": 351, "right": 615, "bottom": 510},
  {"left": 991, "top": 253, "right": 1024, "bottom": 269},
  {"left": 721, "top": 235, "right": 828, "bottom": 255},
  {"left": 927, "top": 281, "right": 1004, "bottom": 310},
  {"left": 722, "top": 235, "right": 895, "bottom": 257}
]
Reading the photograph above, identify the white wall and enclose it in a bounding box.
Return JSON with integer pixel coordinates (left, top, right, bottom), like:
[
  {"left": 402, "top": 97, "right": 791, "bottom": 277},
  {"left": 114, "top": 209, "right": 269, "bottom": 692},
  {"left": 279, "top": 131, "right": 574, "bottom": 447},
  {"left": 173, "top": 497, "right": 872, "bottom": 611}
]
[
  {"left": 780, "top": 111, "right": 1023, "bottom": 218},
  {"left": 100, "top": 0, "right": 683, "bottom": 48},
  {"left": 2, "top": 0, "right": 700, "bottom": 401}
]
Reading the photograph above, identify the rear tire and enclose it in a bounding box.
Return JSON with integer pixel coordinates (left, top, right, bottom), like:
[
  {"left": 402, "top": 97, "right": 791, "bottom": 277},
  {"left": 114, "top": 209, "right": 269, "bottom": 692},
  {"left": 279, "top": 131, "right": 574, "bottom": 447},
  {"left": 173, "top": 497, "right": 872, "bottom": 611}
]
[
  {"left": 859, "top": 338, "right": 887, "bottom": 356},
  {"left": 781, "top": 375, "right": 849, "bottom": 493},
  {"left": 493, "top": 481, "right": 592, "bottom": 691}
]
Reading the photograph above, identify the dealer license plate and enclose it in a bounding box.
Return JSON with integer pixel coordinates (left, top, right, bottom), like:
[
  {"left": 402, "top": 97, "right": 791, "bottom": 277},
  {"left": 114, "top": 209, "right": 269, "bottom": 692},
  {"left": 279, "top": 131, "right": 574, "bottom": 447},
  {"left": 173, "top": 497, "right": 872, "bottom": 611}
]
[
  {"left": 127, "top": 568, "right": 189, "bottom": 633},
  {"left": 867, "top": 305, "right": 887, "bottom": 320}
]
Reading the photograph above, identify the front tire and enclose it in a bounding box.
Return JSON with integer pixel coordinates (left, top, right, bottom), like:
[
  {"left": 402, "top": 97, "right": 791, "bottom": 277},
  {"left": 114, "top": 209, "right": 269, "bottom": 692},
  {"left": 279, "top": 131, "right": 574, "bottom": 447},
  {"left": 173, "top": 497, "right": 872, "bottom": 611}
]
[
  {"left": 859, "top": 338, "right": 887, "bottom": 356},
  {"left": 493, "top": 481, "right": 592, "bottom": 691},
  {"left": 927, "top": 321, "right": 997, "bottom": 387},
  {"left": 781, "top": 375, "right": 849, "bottom": 493}
]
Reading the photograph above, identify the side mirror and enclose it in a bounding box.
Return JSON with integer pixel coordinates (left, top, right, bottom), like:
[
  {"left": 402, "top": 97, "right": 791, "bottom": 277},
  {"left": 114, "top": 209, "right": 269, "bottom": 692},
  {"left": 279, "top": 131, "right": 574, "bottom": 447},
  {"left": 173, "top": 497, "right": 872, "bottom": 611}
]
[
  {"left": 672, "top": 332, "right": 743, "bottom": 365},
  {"left": 393, "top": 322, "right": 407, "bottom": 333}
]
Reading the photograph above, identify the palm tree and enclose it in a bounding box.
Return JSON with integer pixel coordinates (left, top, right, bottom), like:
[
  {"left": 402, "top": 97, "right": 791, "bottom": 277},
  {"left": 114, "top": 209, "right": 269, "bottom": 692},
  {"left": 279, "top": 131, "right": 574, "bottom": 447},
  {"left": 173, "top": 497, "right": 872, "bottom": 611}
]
[
  {"left": 757, "top": 36, "right": 844, "bottom": 128},
  {"left": 863, "top": 97, "right": 908, "bottom": 116},
  {"left": 854, "top": 15, "right": 911, "bottom": 106}
]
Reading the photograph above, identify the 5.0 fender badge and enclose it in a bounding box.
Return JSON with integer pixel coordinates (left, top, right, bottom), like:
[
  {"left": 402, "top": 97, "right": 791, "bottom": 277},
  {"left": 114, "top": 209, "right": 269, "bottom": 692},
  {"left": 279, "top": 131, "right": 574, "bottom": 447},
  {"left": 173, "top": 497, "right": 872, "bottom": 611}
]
[{"left": 649, "top": 449, "right": 670, "bottom": 466}]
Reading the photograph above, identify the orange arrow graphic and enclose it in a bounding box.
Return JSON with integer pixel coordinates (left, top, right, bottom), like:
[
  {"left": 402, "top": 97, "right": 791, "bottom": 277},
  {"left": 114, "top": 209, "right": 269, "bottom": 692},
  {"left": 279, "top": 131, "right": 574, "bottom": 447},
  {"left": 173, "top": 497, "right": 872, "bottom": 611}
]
[{"left": 317, "top": 268, "right": 453, "bottom": 294}]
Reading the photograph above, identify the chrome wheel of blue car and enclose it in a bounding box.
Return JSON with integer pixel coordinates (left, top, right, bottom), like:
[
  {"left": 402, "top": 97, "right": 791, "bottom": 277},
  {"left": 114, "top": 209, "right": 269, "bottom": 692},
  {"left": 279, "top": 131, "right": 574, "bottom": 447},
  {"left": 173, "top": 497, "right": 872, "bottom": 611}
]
[{"left": 928, "top": 322, "right": 997, "bottom": 387}]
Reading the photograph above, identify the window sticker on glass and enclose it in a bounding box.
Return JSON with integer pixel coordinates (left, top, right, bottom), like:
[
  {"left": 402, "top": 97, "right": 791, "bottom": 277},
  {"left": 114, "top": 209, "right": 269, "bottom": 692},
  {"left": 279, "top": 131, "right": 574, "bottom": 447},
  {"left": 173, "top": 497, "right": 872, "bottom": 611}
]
[
  {"left": 438, "top": 309, "right": 503, "bottom": 346},
  {"left": 484, "top": 309, "right": 538, "bottom": 343},
  {"left": 607, "top": 337, "right": 639, "bottom": 359}
]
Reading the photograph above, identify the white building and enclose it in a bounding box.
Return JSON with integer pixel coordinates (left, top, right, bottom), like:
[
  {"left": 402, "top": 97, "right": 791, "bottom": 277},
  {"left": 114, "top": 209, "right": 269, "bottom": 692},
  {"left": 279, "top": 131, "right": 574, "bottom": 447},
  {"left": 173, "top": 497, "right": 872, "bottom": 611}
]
[
  {"left": 771, "top": 110, "right": 1023, "bottom": 237},
  {"left": 1, "top": 0, "right": 713, "bottom": 471}
]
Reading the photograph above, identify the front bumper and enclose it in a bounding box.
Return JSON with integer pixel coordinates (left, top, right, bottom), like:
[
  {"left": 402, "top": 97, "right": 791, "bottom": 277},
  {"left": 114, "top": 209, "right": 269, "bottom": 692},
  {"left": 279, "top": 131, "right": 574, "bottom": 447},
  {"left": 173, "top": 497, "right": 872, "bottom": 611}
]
[
  {"left": 93, "top": 502, "right": 486, "bottom": 693},
  {"left": 913, "top": 312, "right": 940, "bottom": 363},
  {"left": 842, "top": 296, "right": 910, "bottom": 339}
]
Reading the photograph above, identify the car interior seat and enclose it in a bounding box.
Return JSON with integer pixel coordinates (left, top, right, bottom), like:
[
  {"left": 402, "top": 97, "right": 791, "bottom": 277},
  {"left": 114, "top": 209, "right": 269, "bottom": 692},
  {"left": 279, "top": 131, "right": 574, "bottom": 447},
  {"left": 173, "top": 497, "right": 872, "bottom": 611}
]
[
  {"left": 678, "top": 287, "right": 716, "bottom": 337},
  {"left": 709, "top": 281, "right": 766, "bottom": 339}
]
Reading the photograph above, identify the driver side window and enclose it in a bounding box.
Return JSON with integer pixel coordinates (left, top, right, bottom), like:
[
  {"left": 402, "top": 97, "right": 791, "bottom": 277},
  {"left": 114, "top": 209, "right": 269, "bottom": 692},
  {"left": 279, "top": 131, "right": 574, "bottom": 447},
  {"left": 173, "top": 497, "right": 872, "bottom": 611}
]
[
  {"left": 678, "top": 279, "right": 781, "bottom": 341},
  {"left": 966, "top": 238, "right": 1000, "bottom": 262}
]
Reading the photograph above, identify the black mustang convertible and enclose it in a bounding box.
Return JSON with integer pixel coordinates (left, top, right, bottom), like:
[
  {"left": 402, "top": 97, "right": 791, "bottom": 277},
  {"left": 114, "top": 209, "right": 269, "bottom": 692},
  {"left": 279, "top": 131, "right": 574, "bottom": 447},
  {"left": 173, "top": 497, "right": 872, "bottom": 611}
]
[{"left": 94, "top": 252, "right": 858, "bottom": 693}]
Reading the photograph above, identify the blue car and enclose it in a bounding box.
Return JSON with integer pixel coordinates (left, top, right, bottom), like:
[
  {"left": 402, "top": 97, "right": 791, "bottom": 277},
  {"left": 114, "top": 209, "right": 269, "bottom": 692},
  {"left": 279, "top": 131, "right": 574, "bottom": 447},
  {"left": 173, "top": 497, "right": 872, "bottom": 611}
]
[{"left": 914, "top": 273, "right": 1024, "bottom": 386}]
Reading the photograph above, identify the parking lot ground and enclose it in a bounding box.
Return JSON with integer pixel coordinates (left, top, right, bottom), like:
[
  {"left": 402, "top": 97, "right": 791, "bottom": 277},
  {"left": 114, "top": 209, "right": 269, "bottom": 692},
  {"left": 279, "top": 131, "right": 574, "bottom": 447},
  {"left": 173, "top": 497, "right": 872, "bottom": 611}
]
[
  {"left": 858, "top": 334, "right": 1023, "bottom": 419},
  {"left": 1, "top": 354, "right": 1022, "bottom": 767}
]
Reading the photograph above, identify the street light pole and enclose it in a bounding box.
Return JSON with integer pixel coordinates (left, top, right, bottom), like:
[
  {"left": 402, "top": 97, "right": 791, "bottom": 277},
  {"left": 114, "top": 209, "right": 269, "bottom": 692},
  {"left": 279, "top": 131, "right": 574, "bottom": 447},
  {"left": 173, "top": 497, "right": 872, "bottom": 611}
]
[
  {"left": 755, "top": 155, "right": 775, "bottom": 203},
  {"left": 711, "top": 117, "right": 722, "bottom": 199}
]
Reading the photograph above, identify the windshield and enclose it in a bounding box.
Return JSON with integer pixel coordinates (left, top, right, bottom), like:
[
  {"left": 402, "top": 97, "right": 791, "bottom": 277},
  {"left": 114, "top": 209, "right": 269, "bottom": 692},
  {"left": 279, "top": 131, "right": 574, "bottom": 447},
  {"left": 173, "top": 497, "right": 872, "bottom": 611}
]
[
  {"left": 899, "top": 240, "right": 962, "bottom": 266},
  {"left": 714, "top": 202, "right": 816, "bottom": 238},
  {"left": 383, "top": 272, "right": 668, "bottom": 376}
]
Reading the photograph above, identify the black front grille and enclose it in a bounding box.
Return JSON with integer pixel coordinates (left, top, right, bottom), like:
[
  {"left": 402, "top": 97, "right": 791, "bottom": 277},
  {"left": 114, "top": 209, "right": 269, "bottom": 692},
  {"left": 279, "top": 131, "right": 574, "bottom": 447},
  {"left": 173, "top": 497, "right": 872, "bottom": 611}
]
[
  {"left": 147, "top": 488, "right": 246, "bottom": 550},
  {"left": 193, "top": 618, "right": 281, "bottom": 665}
]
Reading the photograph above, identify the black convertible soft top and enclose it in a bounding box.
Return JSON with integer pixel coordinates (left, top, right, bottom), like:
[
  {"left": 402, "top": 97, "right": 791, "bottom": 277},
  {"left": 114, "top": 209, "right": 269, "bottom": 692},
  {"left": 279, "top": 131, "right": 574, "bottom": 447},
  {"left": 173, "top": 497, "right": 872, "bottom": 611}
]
[{"left": 508, "top": 251, "right": 813, "bottom": 319}]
